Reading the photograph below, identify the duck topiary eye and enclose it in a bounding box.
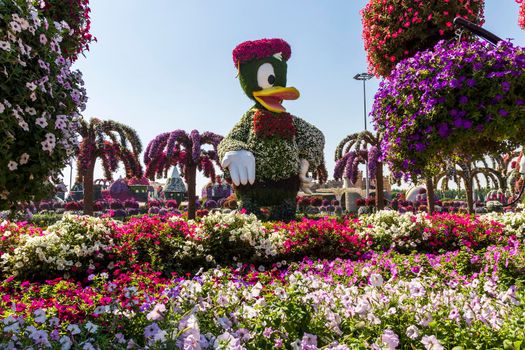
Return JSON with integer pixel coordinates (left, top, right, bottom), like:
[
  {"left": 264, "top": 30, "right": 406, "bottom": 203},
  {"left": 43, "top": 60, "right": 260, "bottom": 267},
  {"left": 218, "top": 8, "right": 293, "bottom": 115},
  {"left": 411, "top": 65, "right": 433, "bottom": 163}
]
[{"left": 257, "top": 63, "right": 275, "bottom": 89}]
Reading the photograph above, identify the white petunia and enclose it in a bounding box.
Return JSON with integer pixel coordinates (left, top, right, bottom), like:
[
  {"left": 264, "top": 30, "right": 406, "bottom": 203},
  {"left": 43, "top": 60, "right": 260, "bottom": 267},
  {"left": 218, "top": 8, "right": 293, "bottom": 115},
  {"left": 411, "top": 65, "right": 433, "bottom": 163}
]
[
  {"left": 18, "top": 120, "right": 29, "bottom": 131},
  {"left": 7, "top": 161, "right": 17, "bottom": 171},
  {"left": 10, "top": 21, "right": 21, "bottom": 33},
  {"left": 0, "top": 41, "right": 10, "bottom": 51},
  {"left": 406, "top": 325, "right": 419, "bottom": 340},
  {"left": 29, "top": 329, "right": 50, "bottom": 347},
  {"left": 33, "top": 309, "right": 46, "bottom": 323},
  {"left": 60, "top": 336, "right": 72, "bottom": 350},
  {"left": 82, "top": 342, "right": 96, "bottom": 350},
  {"left": 39, "top": 34, "right": 47, "bottom": 45},
  {"left": 25, "top": 107, "right": 36, "bottom": 115},
  {"left": 35, "top": 116, "right": 48, "bottom": 128},
  {"left": 381, "top": 329, "right": 399, "bottom": 350},
  {"left": 67, "top": 323, "right": 81, "bottom": 335},
  {"left": 41, "top": 140, "right": 55, "bottom": 153},
  {"left": 369, "top": 273, "right": 384, "bottom": 287},
  {"left": 0, "top": 102, "right": 5, "bottom": 113},
  {"left": 421, "top": 335, "right": 443, "bottom": 350},
  {"left": 85, "top": 321, "right": 98, "bottom": 333}
]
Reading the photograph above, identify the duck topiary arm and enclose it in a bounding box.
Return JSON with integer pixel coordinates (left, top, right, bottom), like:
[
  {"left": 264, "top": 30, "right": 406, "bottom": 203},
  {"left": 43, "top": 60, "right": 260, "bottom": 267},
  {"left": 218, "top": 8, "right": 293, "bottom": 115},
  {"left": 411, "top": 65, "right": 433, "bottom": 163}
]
[
  {"left": 218, "top": 111, "right": 253, "bottom": 164},
  {"left": 293, "top": 116, "right": 325, "bottom": 171}
]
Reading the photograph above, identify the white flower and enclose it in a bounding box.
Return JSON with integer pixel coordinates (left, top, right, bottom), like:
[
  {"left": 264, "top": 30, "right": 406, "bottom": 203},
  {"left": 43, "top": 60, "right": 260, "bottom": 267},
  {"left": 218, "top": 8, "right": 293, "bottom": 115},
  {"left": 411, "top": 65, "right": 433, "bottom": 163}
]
[
  {"left": 55, "top": 115, "right": 67, "bottom": 130},
  {"left": 408, "top": 280, "right": 425, "bottom": 297},
  {"left": 36, "top": 116, "right": 48, "bottom": 128},
  {"left": 146, "top": 303, "right": 166, "bottom": 321},
  {"left": 46, "top": 132, "right": 56, "bottom": 142},
  {"left": 60, "top": 335, "right": 73, "bottom": 350},
  {"left": 42, "top": 140, "right": 54, "bottom": 153},
  {"left": 10, "top": 21, "right": 22, "bottom": 33},
  {"left": 0, "top": 102, "right": 5, "bottom": 113},
  {"left": 369, "top": 273, "right": 384, "bottom": 287},
  {"left": 301, "top": 333, "right": 317, "bottom": 347},
  {"left": 82, "top": 342, "right": 96, "bottom": 350},
  {"left": 0, "top": 41, "right": 10, "bottom": 51},
  {"left": 85, "top": 321, "right": 98, "bottom": 333},
  {"left": 18, "top": 120, "right": 29, "bottom": 131},
  {"left": 182, "top": 333, "right": 201, "bottom": 350},
  {"left": 20, "top": 153, "right": 29, "bottom": 165},
  {"left": 40, "top": 34, "right": 47, "bottom": 45},
  {"left": 25, "top": 107, "right": 36, "bottom": 115},
  {"left": 421, "top": 335, "right": 443, "bottom": 350},
  {"left": 67, "top": 324, "right": 81, "bottom": 335},
  {"left": 381, "top": 329, "right": 399, "bottom": 350},
  {"left": 406, "top": 325, "right": 419, "bottom": 340},
  {"left": 33, "top": 308, "right": 46, "bottom": 323},
  {"left": 29, "top": 329, "right": 50, "bottom": 347},
  {"left": 7, "top": 161, "right": 18, "bottom": 171}
]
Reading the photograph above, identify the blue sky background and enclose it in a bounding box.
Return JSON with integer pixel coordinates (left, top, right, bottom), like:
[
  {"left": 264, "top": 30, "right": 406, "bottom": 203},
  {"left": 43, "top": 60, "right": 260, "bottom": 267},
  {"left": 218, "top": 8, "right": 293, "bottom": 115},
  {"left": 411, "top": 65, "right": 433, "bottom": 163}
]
[{"left": 68, "top": 0, "right": 525, "bottom": 192}]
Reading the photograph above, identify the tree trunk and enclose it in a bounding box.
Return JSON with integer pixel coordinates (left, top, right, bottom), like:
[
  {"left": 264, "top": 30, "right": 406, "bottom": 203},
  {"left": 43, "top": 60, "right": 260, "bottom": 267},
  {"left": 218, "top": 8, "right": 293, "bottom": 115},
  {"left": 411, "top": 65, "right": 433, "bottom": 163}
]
[
  {"left": 83, "top": 160, "right": 95, "bottom": 216},
  {"left": 465, "top": 179, "right": 474, "bottom": 214},
  {"left": 186, "top": 165, "right": 197, "bottom": 220},
  {"left": 426, "top": 177, "right": 435, "bottom": 214},
  {"left": 375, "top": 163, "right": 384, "bottom": 210}
]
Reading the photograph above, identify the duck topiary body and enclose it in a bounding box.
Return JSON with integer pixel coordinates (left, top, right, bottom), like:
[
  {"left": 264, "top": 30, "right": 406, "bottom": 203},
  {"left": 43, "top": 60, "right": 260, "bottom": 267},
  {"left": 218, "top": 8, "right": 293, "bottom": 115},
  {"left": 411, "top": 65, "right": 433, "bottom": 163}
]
[{"left": 218, "top": 38, "right": 325, "bottom": 221}]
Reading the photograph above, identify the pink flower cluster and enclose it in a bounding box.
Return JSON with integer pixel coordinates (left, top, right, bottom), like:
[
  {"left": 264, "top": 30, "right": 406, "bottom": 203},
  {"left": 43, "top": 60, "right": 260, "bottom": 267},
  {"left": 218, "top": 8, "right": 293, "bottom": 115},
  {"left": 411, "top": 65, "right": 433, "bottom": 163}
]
[
  {"left": 232, "top": 38, "right": 291, "bottom": 67},
  {"left": 518, "top": 0, "right": 525, "bottom": 29}
]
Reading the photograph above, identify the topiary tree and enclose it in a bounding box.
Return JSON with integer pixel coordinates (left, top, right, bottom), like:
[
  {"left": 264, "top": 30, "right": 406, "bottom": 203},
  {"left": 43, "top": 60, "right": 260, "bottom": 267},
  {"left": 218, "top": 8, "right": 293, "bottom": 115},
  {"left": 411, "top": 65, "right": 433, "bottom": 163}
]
[
  {"left": 76, "top": 118, "right": 143, "bottom": 215},
  {"left": 372, "top": 40, "right": 525, "bottom": 209},
  {"left": 334, "top": 131, "right": 384, "bottom": 210},
  {"left": 0, "top": 1, "right": 89, "bottom": 211},
  {"left": 144, "top": 130, "right": 223, "bottom": 220},
  {"left": 361, "top": 0, "right": 484, "bottom": 77}
]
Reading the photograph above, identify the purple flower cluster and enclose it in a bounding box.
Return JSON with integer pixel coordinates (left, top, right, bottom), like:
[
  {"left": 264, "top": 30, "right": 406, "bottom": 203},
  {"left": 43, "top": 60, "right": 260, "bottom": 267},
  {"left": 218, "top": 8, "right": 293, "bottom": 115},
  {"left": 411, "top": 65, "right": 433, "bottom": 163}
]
[
  {"left": 372, "top": 40, "right": 525, "bottom": 179},
  {"left": 368, "top": 146, "right": 380, "bottom": 178}
]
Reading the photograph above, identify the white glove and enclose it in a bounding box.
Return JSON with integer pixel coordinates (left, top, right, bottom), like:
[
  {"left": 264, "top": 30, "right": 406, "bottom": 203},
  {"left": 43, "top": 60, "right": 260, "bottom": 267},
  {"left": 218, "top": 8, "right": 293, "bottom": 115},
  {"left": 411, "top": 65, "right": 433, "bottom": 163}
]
[
  {"left": 221, "top": 150, "right": 256, "bottom": 186},
  {"left": 299, "top": 159, "right": 314, "bottom": 194}
]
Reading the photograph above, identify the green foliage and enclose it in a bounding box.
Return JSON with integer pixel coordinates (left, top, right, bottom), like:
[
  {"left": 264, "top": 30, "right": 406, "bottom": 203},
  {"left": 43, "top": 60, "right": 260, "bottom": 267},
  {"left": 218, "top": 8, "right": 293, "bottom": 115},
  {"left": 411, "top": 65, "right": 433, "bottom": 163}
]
[{"left": 29, "top": 212, "right": 63, "bottom": 228}]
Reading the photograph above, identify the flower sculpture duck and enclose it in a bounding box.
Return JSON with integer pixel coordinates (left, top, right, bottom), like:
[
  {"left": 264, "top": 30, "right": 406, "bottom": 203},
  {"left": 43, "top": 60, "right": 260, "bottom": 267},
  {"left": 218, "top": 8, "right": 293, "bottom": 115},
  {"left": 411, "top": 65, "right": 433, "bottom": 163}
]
[{"left": 218, "top": 38, "right": 326, "bottom": 221}]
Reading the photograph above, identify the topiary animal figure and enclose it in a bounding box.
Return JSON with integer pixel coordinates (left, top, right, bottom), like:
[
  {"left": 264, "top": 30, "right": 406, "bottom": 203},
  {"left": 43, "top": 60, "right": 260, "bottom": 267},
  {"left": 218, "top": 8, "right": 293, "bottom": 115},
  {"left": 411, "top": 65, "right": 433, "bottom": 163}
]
[{"left": 218, "top": 38, "right": 326, "bottom": 221}]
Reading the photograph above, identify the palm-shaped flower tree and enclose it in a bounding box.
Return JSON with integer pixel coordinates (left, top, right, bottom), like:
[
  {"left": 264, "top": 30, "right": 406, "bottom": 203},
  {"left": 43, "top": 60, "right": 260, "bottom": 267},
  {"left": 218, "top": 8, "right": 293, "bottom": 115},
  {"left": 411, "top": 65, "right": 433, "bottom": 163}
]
[
  {"left": 144, "top": 130, "right": 223, "bottom": 219},
  {"left": 76, "top": 118, "right": 143, "bottom": 215},
  {"left": 334, "top": 131, "right": 384, "bottom": 210}
]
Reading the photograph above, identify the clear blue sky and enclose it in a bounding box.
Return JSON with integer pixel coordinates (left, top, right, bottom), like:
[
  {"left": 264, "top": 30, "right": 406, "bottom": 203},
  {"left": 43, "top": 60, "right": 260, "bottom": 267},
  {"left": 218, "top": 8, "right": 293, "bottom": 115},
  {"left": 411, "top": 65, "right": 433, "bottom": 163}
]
[{"left": 67, "top": 0, "right": 525, "bottom": 192}]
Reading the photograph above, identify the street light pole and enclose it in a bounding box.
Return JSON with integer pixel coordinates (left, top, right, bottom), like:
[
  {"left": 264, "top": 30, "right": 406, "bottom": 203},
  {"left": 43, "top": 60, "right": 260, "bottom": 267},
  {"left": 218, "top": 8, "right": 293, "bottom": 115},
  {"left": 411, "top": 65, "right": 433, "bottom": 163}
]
[{"left": 353, "top": 72, "right": 374, "bottom": 198}]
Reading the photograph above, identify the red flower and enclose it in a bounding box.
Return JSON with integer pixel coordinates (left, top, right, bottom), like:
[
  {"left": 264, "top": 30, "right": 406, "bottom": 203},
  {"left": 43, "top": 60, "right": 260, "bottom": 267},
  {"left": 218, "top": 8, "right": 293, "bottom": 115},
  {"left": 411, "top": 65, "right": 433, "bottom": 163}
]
[{"left": 253, "top": 110, "right": 296, "bottom": 140}]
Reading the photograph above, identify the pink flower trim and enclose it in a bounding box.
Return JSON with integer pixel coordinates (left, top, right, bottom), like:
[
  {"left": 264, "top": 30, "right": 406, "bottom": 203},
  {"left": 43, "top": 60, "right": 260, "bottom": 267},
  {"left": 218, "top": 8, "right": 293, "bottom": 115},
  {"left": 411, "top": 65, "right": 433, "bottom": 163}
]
[{"left": 232, "top": 38, "right": 291, "bottom": 67}]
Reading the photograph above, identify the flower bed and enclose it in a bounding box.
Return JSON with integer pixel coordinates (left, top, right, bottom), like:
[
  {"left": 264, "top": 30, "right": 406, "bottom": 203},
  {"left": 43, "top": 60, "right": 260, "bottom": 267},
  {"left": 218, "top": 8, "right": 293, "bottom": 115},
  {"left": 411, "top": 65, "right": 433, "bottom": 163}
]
[
  {"left": 1, "top": 210, "right": 522, "bottom": 281},
  {"left": 1, "top": 211, "right": 525, "bottom": 348},
  {"left": 0, "top": 238, "right": 524, "bottom": 348}
]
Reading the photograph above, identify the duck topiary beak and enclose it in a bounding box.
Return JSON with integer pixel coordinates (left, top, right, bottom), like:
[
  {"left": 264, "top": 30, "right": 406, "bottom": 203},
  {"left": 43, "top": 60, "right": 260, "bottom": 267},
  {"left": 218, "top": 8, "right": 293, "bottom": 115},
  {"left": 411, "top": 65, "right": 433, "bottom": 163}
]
[{"left": 252, "top": 86, "right": 300, "bottom": 113}]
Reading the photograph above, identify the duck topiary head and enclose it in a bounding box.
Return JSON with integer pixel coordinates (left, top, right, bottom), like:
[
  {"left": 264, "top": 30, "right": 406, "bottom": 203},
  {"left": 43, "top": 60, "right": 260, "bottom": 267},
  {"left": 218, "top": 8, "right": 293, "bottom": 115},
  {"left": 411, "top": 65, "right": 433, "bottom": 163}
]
[{"left": 233, "top": 38, "right": 299, "bottom": 113}]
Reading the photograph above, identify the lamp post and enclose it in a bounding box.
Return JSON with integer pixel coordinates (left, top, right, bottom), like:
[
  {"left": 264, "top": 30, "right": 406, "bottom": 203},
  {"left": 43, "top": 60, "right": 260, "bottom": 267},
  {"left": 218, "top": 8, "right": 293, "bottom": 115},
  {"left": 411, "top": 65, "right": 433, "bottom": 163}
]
[{"left": 353, "top": 72, "right": 374, "bottom": 198}]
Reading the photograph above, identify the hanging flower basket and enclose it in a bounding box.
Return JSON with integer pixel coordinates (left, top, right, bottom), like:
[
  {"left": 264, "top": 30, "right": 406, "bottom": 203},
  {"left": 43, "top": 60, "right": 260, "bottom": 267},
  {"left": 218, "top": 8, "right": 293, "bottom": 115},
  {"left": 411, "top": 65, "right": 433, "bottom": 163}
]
[
  {"left": 372, "top": 39, "right": 525, "bottom": 179},
  {"left": 361, "top": 0, "right": 485, "bottom": 77},
  {"left": 0, "top": 1, "right": 87, "bottom": 209},
  {"left": 517, "top": 0, "right": 525, "bottom": 29}
]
